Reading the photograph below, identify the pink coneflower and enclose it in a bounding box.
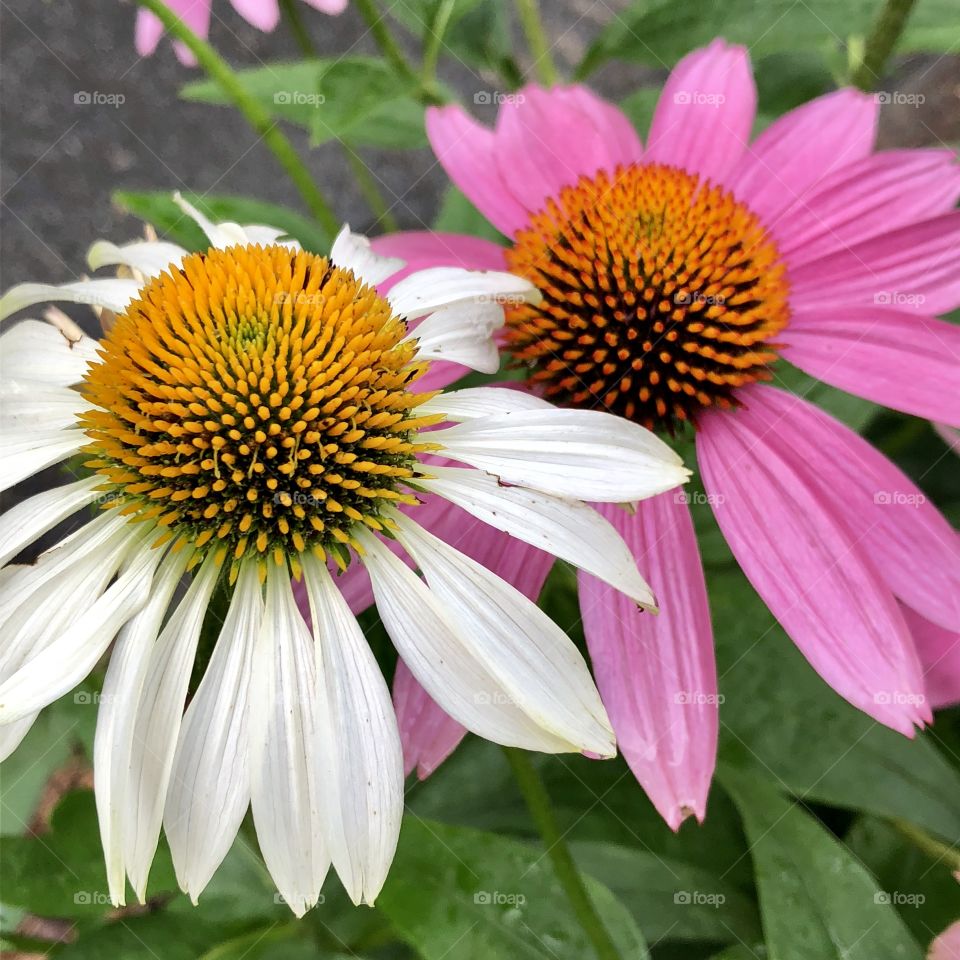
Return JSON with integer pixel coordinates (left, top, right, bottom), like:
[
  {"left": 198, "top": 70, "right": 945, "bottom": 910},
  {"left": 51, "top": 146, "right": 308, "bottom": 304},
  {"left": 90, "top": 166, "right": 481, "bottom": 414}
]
[
  {"left": 136, "top": 0, "right": 347, "bottom": 64},
  {"left": 364, "top": 39, "right": 960, "bottom": 829}
]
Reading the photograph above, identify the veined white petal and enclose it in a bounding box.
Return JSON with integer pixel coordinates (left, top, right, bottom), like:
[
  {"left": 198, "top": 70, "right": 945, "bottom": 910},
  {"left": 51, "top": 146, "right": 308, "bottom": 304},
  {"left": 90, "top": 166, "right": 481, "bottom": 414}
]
[
  {"left": 0, "top": 512, "right": 136, "bottom": 685},
  {"left": 0, "top": 428, "right": 88, "bottom": 493},
  {"left": 95, "top": 547, "right": 189, "bottom": 906},
  {"left": 124, "top": 553, "right": 220, "bottom": 901},
  {"left": 419, "top": 386, "right": 554, "bottom": 422},
  {"left": 87, "top": 239, "right": 187, "bottom": 279},
  {"left": 0, "top": 380, "right": 88, "bottom": 430},
  {"left": 0, "top": 319, "right": 100, "bottom": 387},
  {"left": 331, "top": 225, "right": 404, "bottom": 287},
  {"left": 0, "top": 527, "right": 159, "bottom": 725},
  {"left": 404, "top": 302, "right": 501, "bottom": 374},
  {"left": 0, "top": 475, "right": 101, "bottom": 567},
  {"left": 356, "top": 528, "right": 577, "bottom": 754},
  {"left": 172, "top": 193, "right": 247, "bottom": 249},
  {"left": 249, "top": 564, "right": 329, "bottom": 917},
  {"left": 0, "top": 279, "right": 140, "bottom": 321},
  {"left": 301, "top": 555, "right": 403, "bottom": 906},
  {"left": 393, "top": 514, "right": 615, "bottom": 756},
  {"left": 387, "top": 266, "right": 540, "bottom": 321},
  {"left": 418, "top": 465, "right": 656, "bottom": 609},
  {"left": 433, "top": 408, "right": 690, "bottom": 502},
  {"left": 165, "top": 561, "right": 263, "bottom": 903},
  {"left": 0, "top": 713, "right": 37, "bottom": 761}
]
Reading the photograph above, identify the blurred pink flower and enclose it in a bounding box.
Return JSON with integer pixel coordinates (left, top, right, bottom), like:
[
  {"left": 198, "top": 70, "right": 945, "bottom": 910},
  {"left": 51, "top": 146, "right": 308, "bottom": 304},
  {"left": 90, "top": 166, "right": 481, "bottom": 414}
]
[
  {"left": 930, "top": 921, "right": 960, "bottom": 960},
  {"left": 136, "top": 0, "right": 347, "bottom": 64},
  {"left": 354, "top": 37, "right": 960, "bottom": 830}
]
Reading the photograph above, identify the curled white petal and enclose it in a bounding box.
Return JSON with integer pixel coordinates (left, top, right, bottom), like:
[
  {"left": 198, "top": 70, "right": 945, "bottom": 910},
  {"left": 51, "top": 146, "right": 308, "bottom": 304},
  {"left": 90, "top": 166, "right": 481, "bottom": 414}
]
[
  {"left": 0, "top": 279, "right": 140, "bottom": 322},
  {"left": 388, "top": 266, "right": 540, "bottom": 321},
  {"left": 0, "top": 319, "right": 100, "bottom": 387},
  {"left": 87, "top": 239, "right": 187, "bottom": 279},
  {"left": 331, "top": 225, "right": 404, "bottom": 287},
  {"left": 404, "top": 303, "right": 502, "bottom": 374},
  {"left": 419, "top": 386, "right": 554, "bottom": 422}
]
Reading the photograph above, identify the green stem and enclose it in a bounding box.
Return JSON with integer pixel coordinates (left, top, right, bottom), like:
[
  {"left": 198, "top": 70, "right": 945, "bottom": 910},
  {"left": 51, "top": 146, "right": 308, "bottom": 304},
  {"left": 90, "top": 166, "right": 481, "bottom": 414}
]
[
  {"left": 513, "top": 0, "right": 558, "bottom": 85},
  {"left": 352, "top": 0, "right": 419, "bottom": 85},
  {"left": 133, "top": 0, "right": 339, "bottom": 237},
  {"left": 279, "top": 0, "right": 315, "bottom": 58},
  {"left": 890, "top": 818, "right": 960, "bottom": 872},
  {"left": 504, "top": 749, "right": 622, "bottom": 960},
  {"left": 851, "top": 0, "right": 920, "bottom": 90},
  {"left": 276, "top": 0, "right": 399, "bottom": 232},
  {"left": 421, "top": 0, "right": 456, "bottom": 88},
  {"left": 343, "top": 147, "right": 400, "bottom": 232}
]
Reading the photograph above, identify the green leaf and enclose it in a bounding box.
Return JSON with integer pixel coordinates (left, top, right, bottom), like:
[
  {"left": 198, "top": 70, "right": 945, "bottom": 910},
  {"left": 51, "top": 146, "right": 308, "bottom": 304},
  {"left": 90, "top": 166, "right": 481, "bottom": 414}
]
[
  {"left": 433, "top": 185, "right": 507, "bottom": 244},
  {"left": 112, "top": 191, "right": 331, "bottom": 252},
  {"left": 720, "top": 767, "right": 923, "bottom": 960},
  {"left": 0, "top": 683, "right": 98, "bottom": 836},
  {"left": 845, "top": 816, "right": 960, "bottom": 947},
  {"left": 181, "top": 58, "right": 427, "bottom": 150},
  {"left": 579, "top": 0, "right": 960, "bottom": 78},
  {"left": 570, "top": 842, "right": 761, "bottom": 945},
  {"left": 712, "top": 565, "right": 960, "bottom": 843},
  {"left": 377, "top": 815, "right": 649, "bottom": 959},
  {"left": 57, "top": 913, "right": 229, "bottom": 960}
]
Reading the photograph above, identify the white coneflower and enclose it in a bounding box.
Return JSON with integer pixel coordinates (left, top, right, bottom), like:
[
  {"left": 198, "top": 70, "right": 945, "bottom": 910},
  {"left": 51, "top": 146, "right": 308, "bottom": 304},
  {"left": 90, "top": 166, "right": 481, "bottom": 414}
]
[{"left": 0, "top": 195, "right": 689, "bottom": 914}]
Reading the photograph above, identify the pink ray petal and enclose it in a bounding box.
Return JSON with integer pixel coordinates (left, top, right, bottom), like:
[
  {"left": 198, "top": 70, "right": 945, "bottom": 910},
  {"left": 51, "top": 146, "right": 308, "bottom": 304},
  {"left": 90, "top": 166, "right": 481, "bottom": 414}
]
[
  {"left": 578, "top": 495, "right": 717, "bottom": 830},
  {"left": 646, "top": 39, "right": 756, "bottom": 187},
  {"left": 370, "top": 231, "right": 507, "bottom": 283},
  {"left": 903, "top": 605, "right": 960, "bottom": 710},
  {"left": 426, "top": 105, "right": 531, "bottom": 237},
  {"left": 229, "top": 0, "right": 280, "bottom": 32},
  {"left": 730, "top": 89, "right": 877, "bottom": 227},
  {"left": 929, "top": 921, "right": 960, "bottom": 960},
  {"left": 300, "top": 0, "right": 348, "bottom": 14},
  {"left": 738, "top": 387, "right": 960, "bottom": 633},
  {"left": 697, "top": 390, "right": 929, "bottom": 735},
  {"left": 782, "top": 307, "right": 960, "bottom": 427},
  {"left": 493, "top": 85, "right": 643, "bottom": 213},
  {"left": 775, "top": 150, "right": 960, "bottom": 266},
  {"left": 790, "top": 210, "right": 960, "bottom": 316}
]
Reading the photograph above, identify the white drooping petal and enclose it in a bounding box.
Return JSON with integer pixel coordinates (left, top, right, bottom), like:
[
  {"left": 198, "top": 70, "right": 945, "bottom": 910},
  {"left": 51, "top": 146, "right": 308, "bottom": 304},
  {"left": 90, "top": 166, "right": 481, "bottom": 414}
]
[
  {"left": 0, "top": 279, "right": 141, "bottom": 321},
  {"left": 418, "top": 464, "right": 656, "bottom": 609},
  {"left": 0, "top": 475, "right": 101, "bottom": 567},
  {"left": 87, "top": 239, "right": 187, "bottom": 279},
  {"left": 124, "top": 553, "right": 220, "bottom": 901},
  {"left": 0, "top": 428, "right": 88, "bottom": 493},
  {"left": 249, "top": 564, "right": 329, "bottom": 917},
  {"left": 331, "top": 225, "right": 404, "bottom": 287},
  {"left": 0, "top": 319, "right": 100, "bottom": 386},
  {"left": 172, "top": 192, "right": 248, "bottom": 249},
  {"left": 388, "top": 266, "right": 541, "bottom": 321},
  {"left": 95, "top": 548, "right": 189, "bottom": 906},
  {"left": 419, "top": 385, "right": 555, "bottom": 421},
  {"left": 404, "top": 303, "right": 502, "bottom": 374},
  {"left": 433, "top": 408, "right": 690, "bottom": 502},
  {"left": 356, "top": 528, "right": 578, "bottom": 754},
  {"left": 0, "top": 526, "right": 158, "bottom": 725},
  {"left": 164, "top": 561, "right": 263, "bottom": 903},
  {"left": 0, "top": 380, "right": 88, "bottom": 431},
  {"left": 392, "top": 514, "right": 615, "bottom": 757},
  {"left": 301, "top": 554, "right": 403, "bottom": 906}
]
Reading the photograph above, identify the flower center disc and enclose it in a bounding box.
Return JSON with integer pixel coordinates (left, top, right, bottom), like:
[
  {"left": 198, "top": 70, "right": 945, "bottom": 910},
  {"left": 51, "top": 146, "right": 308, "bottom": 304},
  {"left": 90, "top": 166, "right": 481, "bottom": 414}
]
[
  {"left": 81, "top": 244, "right": 435, "bottom": 573},
  {"left": 505, "top": 163, "right": 790, "bottom": 432}
]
